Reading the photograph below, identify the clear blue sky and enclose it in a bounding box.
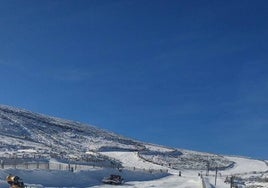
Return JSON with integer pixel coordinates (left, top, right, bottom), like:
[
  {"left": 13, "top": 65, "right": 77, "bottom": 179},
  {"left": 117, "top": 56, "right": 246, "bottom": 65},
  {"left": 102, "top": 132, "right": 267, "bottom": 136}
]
[{"left": 1, "top": 0, "right": 268, "bottom": 159}]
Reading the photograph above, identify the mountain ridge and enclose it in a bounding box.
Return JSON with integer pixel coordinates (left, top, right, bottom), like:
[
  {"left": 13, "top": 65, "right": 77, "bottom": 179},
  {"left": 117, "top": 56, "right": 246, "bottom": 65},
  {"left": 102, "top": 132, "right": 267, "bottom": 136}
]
[{"left": 0, "top": 104, "right": 234, "bottom": 170}]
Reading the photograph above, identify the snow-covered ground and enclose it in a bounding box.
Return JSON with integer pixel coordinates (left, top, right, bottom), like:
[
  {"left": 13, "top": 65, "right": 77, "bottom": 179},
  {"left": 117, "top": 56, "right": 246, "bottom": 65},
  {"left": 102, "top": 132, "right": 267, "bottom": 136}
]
[
  {"left": 92, "top": 175, "right": 201, "bottom": 188},
  {"left": 1, "top": 151, "right": 267, "bottom": 188},
  {"left": 101, "top": 151, "right": 168, "bottom": 170},
  {"left": 223, "top": 156, "right": 268, "bottom": 175},
  {"left": 202, "top": 156, "right": 268, "bottom": 188}
]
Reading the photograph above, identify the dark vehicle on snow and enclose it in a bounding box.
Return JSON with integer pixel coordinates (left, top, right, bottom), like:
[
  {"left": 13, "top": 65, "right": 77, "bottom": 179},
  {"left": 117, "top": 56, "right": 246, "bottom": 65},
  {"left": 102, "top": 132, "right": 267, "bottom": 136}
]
[
  {"left": 102, "top": 174, "right": 124, "bottom": 185},
  {"left": 6, "top": 175, "right": 25, "bottom": 188}
]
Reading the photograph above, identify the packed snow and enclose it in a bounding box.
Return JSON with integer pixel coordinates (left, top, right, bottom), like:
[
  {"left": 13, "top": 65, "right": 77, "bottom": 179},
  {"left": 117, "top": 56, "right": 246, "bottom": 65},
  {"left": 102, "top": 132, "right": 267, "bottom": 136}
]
[{"left": 1, "top": 151, "right": 267, "bottom": 188}]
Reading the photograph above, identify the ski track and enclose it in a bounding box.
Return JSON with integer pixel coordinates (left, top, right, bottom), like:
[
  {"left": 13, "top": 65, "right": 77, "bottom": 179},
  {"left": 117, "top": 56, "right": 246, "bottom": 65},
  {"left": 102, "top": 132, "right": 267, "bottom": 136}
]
[{"left": 101, "top": 151, "right": 168, "bottom": 170}]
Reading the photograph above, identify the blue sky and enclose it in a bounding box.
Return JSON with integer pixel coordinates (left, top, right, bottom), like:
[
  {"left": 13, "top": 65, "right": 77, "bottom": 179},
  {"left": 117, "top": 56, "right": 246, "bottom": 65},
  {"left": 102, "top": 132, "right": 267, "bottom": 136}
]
[{"left": 1, "top": 0, "right": 268, "bottom": 159}]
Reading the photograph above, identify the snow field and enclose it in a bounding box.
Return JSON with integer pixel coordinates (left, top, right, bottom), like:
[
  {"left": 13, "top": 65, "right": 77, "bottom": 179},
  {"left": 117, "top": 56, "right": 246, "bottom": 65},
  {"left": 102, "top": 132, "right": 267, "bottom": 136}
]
[
  {"left": 223, "top": 156, "right": 268, "bottom": 175},
  {"left": 101, "top": 151, "right": 169, "bottom": 170},
  {"left": 0, "top": 167, "right": 169, "bottom": 188},
  {"left": 1, "top": 153, "right": 267, "bottom": 187}
]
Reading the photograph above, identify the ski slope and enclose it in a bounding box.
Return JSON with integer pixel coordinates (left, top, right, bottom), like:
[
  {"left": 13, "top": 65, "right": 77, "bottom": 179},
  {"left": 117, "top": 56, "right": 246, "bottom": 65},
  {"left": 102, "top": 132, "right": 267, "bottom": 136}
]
[
  {"left": 101, "top": 151, "right": 167, "bottom": 170},
  {"left": 223, "top": 156, "right": 268, "bottom": 175}
]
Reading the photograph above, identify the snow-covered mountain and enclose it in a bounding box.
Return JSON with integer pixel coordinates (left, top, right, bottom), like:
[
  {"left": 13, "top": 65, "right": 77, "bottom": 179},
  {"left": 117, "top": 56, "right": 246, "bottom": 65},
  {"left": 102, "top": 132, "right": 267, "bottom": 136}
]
[
  {"left": 0, "top": 104, "right": 233, "bottom": 170},
  {"left": 0, "top": 104, "right": 268, "bottom": 188}
]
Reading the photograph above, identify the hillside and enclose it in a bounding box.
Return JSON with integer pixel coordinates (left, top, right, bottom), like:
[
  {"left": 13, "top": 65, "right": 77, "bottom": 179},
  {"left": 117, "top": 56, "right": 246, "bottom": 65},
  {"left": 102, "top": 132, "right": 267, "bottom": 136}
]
[
  {"left": 0, "top": 104, "right": 234, "bottom": 170},
  {"left": 0, "top": 104, "right": 267, "bottom": 188}
]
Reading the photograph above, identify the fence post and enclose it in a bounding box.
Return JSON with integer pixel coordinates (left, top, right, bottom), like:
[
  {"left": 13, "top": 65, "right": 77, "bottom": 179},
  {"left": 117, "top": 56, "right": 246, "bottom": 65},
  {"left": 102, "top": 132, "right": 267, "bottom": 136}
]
[{"left": 1, "top": 160, "right": 4, "bottom": 169}]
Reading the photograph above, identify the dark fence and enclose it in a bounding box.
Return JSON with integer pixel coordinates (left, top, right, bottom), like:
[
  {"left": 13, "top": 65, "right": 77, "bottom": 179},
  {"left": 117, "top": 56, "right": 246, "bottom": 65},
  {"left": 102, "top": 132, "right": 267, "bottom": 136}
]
[{"left": 0, "top": 158, "right": 168, "bottom": 174}]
